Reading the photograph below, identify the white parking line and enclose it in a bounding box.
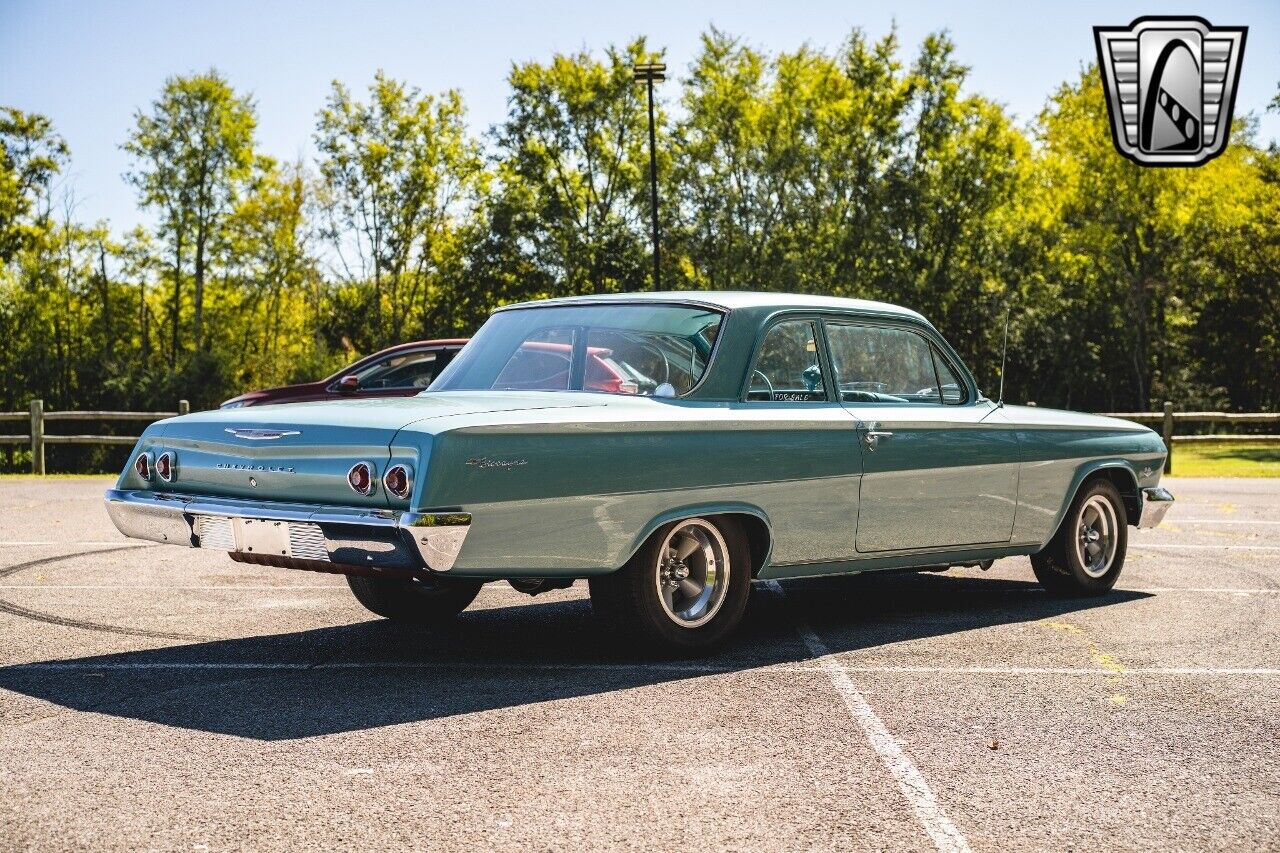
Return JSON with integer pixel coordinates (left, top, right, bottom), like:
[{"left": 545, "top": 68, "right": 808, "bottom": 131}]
[
  {"left": 1, "top": 584, "right": 1275, "bottom": 595},
  {"left": 831, "top": 665, "right": 1280, "bottom": 676},
  {"left": 764, "top": 580, "right": 971, "bottom": 853},
  {"left": 0, "top": 541, "right": 137, "bottom": 547},
  {"left": 1132, "top": 587, "right": 1278, "bottom": 594},
  {"left": 1131, "top": 543, "right": 1280, "bottom": 551},
  {"left": 0, "top": 585, "right": 346, "bottom": 590},
  {"left": 6, "top": 661, "right": 1277, "bottom": 677},
  {"left": 5, "top": 660, "right": 731, "bottom": 673},
  {"left": 1167, "top": 519, "right": 1280, "bottom": 525}
]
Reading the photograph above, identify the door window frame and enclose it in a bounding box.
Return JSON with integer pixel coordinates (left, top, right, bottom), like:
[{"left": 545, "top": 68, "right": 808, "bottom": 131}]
[
  {"left": 818, "top": 316, "right": 976, "bottom": 407},
  {"left": 739, "top": 313, "right": 839, "bottom": 404}
]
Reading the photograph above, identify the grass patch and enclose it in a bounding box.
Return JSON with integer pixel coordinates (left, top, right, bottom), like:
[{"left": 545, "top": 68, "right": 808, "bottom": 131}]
[{"left": 1171, "top": 442, "right": 1280, "bottom": 477}]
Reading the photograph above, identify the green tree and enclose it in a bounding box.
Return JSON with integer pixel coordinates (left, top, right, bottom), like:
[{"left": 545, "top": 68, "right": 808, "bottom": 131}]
[
  {"left": 1011, "top": 68, "right": 1191, "bottom": 409},
  {"left": 0, "top": 107, "right": 69, "bottom": 263},
  {"left": 672, "top": 29, "right": 1022, "bottom": 384},
  {"left": 123, "top": 70, "right": 257, "bottom": 359},
  {"left": 491, "top": 38, "right": 661, "bottom": 295},
  {"left": 219, "top": 160, "right": 333, "bottom": 389},
  {"left": 314, "top": 72, "right": 485, "bottom": 347}
]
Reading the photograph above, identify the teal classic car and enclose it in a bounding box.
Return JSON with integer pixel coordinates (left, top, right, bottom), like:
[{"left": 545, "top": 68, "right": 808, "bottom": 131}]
[{"left": 105, "top": 293, "right": 1173, "bottom": 652}]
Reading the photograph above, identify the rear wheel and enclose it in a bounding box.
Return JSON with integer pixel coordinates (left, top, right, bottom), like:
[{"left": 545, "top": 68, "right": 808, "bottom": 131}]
[
  {"left": 588, "top": 516, "right": 751, "bottom": 655},
  {"left": 1031, "top": 478, "right": 1128, "bottom": 596},
  {"left": 346, "top": 573, "right": 483, "bottom": 624}
]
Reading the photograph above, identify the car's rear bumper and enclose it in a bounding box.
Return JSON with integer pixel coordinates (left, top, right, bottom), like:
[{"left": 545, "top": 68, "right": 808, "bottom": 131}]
[
  {"left": 103, "top": 489, "right": 470, "bottom": 573},
  {"left": 1137, "top": 486, "right": 1174, "bottom": 529}
]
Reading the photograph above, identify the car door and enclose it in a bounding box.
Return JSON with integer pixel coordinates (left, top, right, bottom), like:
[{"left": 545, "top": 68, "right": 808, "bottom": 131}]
[
  {"left": 824, "top": 320, "right": 1019, "bottom": 553},
  {"left": 734, "top": 317, "right": 863, "bottom": 564}
]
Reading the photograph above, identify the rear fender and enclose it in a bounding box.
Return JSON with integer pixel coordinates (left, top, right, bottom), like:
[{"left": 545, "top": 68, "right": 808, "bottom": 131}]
[{"left": 623, "top": 503, "right": 774, "bottom": 576}]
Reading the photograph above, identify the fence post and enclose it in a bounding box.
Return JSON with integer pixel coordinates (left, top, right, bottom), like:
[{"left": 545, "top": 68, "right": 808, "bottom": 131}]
[
  {"left": 1162, "top": 401, "right": 1174, "bottom": 475},
  {"left": 178, "top": 399, "right": 190, "bottom": 416},
  {"left": 29, "top": 399, "right": 44, "bottom": 475}
]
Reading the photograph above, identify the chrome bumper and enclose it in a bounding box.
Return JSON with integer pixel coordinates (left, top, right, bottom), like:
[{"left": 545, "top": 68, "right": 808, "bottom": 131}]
[
  {"left": 1137, "top": 486, "right": 1174, "bottom": 529},
  {"left": 103, "top": 489, "right": 470, "bottom": 572}
]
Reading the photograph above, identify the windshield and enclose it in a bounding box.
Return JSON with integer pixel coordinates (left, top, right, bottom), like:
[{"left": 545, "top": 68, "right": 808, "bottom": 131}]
[{"left": 429, "top": 303, "right": 724, "bottom": 396}]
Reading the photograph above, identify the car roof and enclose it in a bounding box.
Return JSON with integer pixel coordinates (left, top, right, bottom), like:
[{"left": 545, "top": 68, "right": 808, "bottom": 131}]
[{"left": 495, "top": 290, "right": 928, "bottom": 323}]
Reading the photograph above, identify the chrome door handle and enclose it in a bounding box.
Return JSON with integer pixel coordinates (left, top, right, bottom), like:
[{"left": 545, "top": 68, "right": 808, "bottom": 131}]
[{"left": 862, "top": 423, "right": 893, "bottom": 451}]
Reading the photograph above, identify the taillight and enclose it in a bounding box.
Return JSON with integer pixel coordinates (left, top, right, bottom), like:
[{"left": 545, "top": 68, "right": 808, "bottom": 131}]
[
  {"left": 156, "top": 451, "right": 176, "bottom": 483},
  {"left": 347, "top": 462, "right": 376, "bottom": 496},
  {"left": 383, "top": 463, "right": 413, "bottom": 498},
  {"left": 134, "top": 452, "right": 153, "bottom": 481}
]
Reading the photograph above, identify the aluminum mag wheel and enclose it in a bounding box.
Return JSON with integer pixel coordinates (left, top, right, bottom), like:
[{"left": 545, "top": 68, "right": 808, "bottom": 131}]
[
  {"left": 588, "top": 514, "right": 752, "bottom": 654},
  {"left": 654, "top": 518, "right": 731, "bottom": 628},
  {"left": 1031, "top": 477, "right": 1128, "bottom": 596},
  {"left": 1076, "top": 494, "right": 1120, "bottom": 578}
]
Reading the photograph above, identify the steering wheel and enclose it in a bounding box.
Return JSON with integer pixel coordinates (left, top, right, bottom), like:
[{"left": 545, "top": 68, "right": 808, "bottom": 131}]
[
  {"left": 639, "top": 340, "right": 670, "bottom": 385},
  {"left": 751, "top": 369, "right": 775, "bottom": 400}
]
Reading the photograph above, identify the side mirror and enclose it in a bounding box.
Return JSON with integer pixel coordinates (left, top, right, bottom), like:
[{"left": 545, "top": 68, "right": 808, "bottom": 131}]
[{"left": 336, "top": 375, "right": 360, "bottom": 394}]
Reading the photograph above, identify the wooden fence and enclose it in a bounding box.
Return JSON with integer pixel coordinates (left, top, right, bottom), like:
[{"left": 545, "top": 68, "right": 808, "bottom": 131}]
[
  {"left": 0, "top": 398, "right": 1275, "bottom": 476},
  {"left": 1099, "top": 402, "right": 1280, "bottom": 474},
  {"left": 0, "top": 399, "right": 189, "bottom": 474}
]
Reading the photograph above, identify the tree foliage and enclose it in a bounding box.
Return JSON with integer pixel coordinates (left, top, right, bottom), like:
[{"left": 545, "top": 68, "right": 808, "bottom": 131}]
[
  {"left": 315, "top": 72, "right": 484, "bottom": 347},
  {"left": 1, "top": 29, "right": 1278, "bottom": 473},
  {"left": 123, "top": 70, "right": 257, "bottom": 357}
]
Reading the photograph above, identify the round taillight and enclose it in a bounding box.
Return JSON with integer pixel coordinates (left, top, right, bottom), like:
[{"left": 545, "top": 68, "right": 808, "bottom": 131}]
[
  {"left": 347, "top": 462, "right": 375, "bottom": 496},
  {"left": 383, "top": 464, "right": 413, "bottom": 499},
  {"left": 134, "top": 452, "right": 153, "bottom": 481},
  {"left": 156, "top": 451, "right": 176, "bottom": 483}
]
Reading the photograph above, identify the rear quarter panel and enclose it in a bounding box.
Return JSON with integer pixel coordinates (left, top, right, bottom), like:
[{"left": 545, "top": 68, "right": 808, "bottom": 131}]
[{"left": 409, "top": 400, "right": 863, "bottom": 577}]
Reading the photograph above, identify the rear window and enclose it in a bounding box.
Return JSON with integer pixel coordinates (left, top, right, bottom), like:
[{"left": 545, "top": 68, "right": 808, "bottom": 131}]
[{"left": 431, "top": 303, "right": 724, "bottom": 397}]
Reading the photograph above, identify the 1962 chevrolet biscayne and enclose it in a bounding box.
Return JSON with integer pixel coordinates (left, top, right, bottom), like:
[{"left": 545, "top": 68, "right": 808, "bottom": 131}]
[{"left": 105, "top": 292, "right": 1173, "bottom": 652}]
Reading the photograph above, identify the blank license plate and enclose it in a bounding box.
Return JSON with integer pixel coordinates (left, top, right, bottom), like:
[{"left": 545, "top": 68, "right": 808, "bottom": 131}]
[{"left": 235, "top": 518, "right": 291, "bottom": 557}]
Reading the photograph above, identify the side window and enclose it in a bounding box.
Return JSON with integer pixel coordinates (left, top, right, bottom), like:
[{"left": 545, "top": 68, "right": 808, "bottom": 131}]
[
  {"left": 746, "top": 320, "right": 828, "bottom": 402},
  {"left": 355, "top": 349, "right": 443, "bottom": 390},
  {"left": 826, "top": 324, "right": 954, "bottom": 404},
  {"left": 931, "top": 347, "right": 968, "bottom": 404}
]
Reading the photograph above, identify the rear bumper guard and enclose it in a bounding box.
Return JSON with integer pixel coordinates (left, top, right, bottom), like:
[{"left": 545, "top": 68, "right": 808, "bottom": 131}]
[
  {"left": 1136, "top": 486, "right": 1174, "bottom": 529},
  {"left": 103, "top": 489, "right": 470, "bottom": 573}
]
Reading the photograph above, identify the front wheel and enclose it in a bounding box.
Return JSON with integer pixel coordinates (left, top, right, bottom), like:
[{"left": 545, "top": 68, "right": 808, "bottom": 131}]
[
  {"left": 588, "top": 516, "right": 751, "bottom": 655},
  {"left": 346, "top": 573, "right": 483, "bottom": 624},
  {"left": 1031, "top": 477, "right": 1128, "bottom": 596}
]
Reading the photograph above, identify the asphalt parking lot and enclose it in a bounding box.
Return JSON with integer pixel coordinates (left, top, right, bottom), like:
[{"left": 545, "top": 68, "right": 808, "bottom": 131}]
[{"left": 0, "top": 477, "right": 1277, "bottom": 851}]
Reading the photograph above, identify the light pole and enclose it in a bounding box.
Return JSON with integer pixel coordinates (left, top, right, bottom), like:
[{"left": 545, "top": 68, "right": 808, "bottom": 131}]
[{"left": 633, "top": 62, "right": 665, "bottom": 291}]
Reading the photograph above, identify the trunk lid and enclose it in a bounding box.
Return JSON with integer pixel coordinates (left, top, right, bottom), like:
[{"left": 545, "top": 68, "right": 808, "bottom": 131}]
[{"left": 138, "top": 394, "right": 596, "bottom": 506}]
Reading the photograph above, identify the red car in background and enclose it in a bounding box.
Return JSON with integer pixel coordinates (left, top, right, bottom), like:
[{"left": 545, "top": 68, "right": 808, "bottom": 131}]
[
  {"left": 220, "top": 335, "right": 649, "bottom": 409},
  {"left": 219, "top": 339, "right": 469, "bottom": 409}
]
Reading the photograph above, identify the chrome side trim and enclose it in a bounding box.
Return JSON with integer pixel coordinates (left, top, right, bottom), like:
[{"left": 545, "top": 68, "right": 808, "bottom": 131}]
[
  {"left": 103, "top": 490, "right": 471, "bottom": 573},
  {"left": 1137, "top": 486, "right": 1174, "bottom": 529}
]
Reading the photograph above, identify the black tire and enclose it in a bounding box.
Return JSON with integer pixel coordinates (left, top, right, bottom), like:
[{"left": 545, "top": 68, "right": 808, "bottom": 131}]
[
  {"left": 346, "top": 573, "right": 483, "bottom": 624},
  {"left": 588, "top": 515, "right": 751, "bottom": 655},
  {"left": 1031, "top": 477, "right": 1128, "bottom": 596}
]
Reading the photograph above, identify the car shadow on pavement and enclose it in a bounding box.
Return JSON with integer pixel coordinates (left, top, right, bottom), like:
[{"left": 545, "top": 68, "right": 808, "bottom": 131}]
[{"left": 0, "top": 573, "right": 1150, "bottom": 740}]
